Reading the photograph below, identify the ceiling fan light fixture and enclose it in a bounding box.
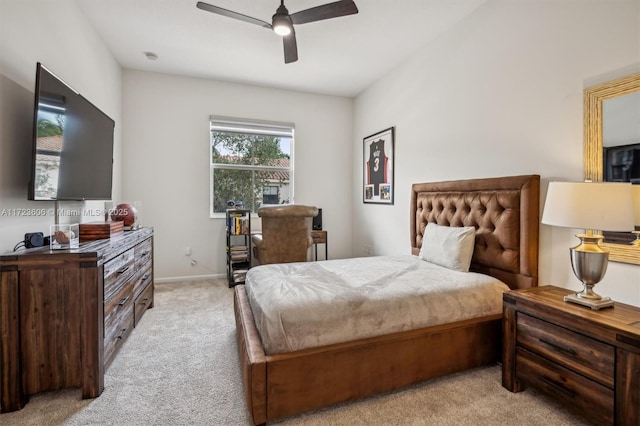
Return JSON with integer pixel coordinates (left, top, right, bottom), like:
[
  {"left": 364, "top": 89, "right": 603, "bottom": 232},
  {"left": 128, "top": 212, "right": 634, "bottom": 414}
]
[
  {"left": 197, "top": 0, "right": 359, "bottom": 63},
  {"left": 272, "top": 14, "right": 291, "bottom": 36}
]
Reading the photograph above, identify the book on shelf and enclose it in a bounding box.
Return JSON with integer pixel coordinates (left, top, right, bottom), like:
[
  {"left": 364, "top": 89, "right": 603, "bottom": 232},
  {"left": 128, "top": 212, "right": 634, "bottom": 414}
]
[
  {"left": 231, "top": 254, "right": 248, "bottom": 262},
  {"left": 229, "top": 245, "right": 248, "bottom": 255},
  {"left": 227, "top": 212, "right": 249, "bottom": 236}
]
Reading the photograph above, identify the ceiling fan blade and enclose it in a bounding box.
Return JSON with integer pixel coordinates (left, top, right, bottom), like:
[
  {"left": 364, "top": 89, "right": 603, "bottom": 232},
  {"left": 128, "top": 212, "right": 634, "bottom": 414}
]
[
  {"left": 290, "top": 0, "right": 358, "bottom": 25},
  {"left": 196, "top": 1, "right": 272, "bottom": 29},
  {"left": 283, "top": 30, "right": 298, "bottom": 64}
]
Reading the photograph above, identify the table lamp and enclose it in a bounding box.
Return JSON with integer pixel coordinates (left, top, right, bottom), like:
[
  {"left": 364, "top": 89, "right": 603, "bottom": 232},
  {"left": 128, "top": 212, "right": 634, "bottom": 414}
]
[{"left": 541, "top": 181, "right": 634, "bottom": 310}]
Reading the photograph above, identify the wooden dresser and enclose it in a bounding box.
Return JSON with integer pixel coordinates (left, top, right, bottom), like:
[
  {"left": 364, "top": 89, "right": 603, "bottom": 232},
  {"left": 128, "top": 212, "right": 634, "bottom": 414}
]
[
  {"left": 502, "top": 285, "right": 640, "bottom": 425},
  {"left": 0, "top": 228, "right": 154, "bottom": 413}
]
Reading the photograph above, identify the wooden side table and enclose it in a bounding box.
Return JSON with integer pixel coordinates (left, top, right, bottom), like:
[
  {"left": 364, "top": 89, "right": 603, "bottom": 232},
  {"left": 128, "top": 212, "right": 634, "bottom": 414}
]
[
  {"left": 311, "top": 230, "right": 328, "bottom": 260},
  {"left": 502, "top": 285, "right": 640, "bottom": 425}
]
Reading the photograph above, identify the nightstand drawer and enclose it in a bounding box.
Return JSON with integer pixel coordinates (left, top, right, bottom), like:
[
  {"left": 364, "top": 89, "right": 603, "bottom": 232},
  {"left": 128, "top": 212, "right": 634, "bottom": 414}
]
[
  {"left": 517, "top": 313, "right": 614, "bottom": 387},
  {"left": 516, "top": 348, "right": 613, "bottom": 425}
]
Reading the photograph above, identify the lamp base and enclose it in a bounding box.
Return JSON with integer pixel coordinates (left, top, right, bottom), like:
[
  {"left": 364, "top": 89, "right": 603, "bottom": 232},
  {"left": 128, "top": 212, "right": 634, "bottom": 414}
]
[
  {"left": 566, "top": 234, "right": 613, "bottom": 310},
  {"left": 563, "top": 293, "right": 613, "bottom": 310}
]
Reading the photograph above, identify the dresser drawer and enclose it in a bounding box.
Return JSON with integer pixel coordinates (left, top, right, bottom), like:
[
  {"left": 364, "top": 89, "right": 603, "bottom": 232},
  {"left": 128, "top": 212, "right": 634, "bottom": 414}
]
[
  {"left": 517, "top": 313, "right": 614, "bottom": 387},
  {"left": 135, "top": 238, "right": 152, "bottom": 270},
  {"left": 104, "top": 279, "right": 134, "bottom": 367},
  {"left": 103, "top": 248, "right": 135, "bottom": 301},
  {"left": 133, "top": 262, "right": 153, "bottom": 299},
  {"left": 516, "top": 348, "right": 614, "bottom": 425},
  {"left": 134, "top": 281, "right": 153, "bottom": 326}
]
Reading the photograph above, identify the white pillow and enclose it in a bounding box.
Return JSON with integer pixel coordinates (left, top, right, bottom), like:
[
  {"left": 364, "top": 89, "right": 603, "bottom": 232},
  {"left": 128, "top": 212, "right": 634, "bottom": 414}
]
[{"left": 419, "top": 222, "right": 476, "bottom": 272}]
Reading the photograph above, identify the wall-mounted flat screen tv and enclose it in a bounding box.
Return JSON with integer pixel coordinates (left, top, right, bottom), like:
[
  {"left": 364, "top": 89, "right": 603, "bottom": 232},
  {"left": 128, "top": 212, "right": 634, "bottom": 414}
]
[{"left": 28, "top": 62, "right": 115, "bottom": 201}]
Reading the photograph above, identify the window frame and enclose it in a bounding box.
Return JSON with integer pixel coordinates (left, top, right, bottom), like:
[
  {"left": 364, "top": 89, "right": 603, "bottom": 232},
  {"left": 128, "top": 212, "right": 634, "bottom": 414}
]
[{"left": 209, "top": 116, "right": 295, "bottom": 218}]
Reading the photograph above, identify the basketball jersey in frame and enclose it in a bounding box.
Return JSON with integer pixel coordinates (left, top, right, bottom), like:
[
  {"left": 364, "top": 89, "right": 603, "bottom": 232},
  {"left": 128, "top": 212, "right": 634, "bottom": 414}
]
[{"left": 366, "top": 139, "right": 388, "bottom": 196}]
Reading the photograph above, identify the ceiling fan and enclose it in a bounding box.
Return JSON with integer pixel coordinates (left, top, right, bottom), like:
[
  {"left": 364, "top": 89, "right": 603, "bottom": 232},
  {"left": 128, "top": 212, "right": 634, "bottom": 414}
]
[{"left": 196, "top": 0, "right": 358, "bottom": 64}]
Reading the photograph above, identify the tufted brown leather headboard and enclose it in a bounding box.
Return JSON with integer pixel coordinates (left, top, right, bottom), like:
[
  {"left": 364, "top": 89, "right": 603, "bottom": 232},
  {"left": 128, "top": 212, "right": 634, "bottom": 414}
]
[{"left": 410, "top": 175, "right": 540, "bottom": 290}]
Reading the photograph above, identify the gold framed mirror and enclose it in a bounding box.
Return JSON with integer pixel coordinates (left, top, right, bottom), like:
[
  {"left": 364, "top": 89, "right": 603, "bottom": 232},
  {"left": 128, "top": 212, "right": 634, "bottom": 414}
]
[{"left": 584, "top": 72, "right": 640, "bottom": 265}]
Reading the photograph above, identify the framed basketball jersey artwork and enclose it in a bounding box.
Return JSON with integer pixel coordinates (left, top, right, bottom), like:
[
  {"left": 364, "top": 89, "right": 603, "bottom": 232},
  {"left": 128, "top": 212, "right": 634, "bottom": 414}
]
[{"left": 363, "top": 127, "right": 395, "bottom": 204}]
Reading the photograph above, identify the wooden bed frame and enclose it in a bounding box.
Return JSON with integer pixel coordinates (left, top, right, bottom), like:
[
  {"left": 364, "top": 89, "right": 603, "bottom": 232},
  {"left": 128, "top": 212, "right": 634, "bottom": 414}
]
[{"left": 234, "top": 174, "right": 540, "bottom": 425}]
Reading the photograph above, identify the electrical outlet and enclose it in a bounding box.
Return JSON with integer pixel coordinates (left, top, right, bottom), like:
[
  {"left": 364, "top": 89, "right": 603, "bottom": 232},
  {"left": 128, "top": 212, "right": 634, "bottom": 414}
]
[
  {"left": 185, "top": 247, "right": 191, "bottom": 256},
  {"left": 364, "top": 244, "right": 372, "bottom": 256}
]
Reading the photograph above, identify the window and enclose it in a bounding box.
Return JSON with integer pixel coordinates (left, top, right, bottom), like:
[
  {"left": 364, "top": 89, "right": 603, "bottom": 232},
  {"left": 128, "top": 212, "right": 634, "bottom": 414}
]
[
  {"left": 263, "top": 186, "right": 279, "bottom": 205},
  {"left": 209, "top": 116, "right": 294, "bottom": 216}
]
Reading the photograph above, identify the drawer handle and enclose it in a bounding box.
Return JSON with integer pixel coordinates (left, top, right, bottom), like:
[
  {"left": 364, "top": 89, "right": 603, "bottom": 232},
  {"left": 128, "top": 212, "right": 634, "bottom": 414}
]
[
  {"left": 117, "top": 266, "right": 130, "bottom": 275},
  {"left": 538, "top": 376, "right": 575, "bottom": 398},
  {"left": 118, "top": 296, "right": 129, "bottom": 306},
  {"left": 539, "top": 338, "right": 576, "bottom": 356},
  {"left": 141, "top": 250, "right": 150, "bottom": 257},
  {"left": 141, "top": 297, "right": 149, "bottom": 306},
  {"left": 116, "top": 328, "right": 127, "bottom": 339},
  {"left": 141, "top": 274, "right": 150, "bottom": 282}
]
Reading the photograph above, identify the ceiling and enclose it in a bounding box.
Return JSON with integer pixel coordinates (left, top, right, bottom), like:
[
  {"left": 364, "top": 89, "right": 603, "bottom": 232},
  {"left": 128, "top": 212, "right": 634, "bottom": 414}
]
[{"left": 75, "top": 0, "right": 486, "bottom": 97}]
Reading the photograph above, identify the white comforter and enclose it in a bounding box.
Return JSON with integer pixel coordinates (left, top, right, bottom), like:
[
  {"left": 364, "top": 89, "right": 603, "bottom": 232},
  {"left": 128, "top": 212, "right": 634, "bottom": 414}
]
[{"left": 244, "top": 255, "right": 509, "bottom": 355}]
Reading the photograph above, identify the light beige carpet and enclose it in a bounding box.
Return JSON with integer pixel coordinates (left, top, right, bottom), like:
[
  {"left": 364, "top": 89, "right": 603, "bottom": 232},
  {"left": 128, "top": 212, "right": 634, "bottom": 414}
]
[{"left": 1, "top": 280, "right": 588, "bottom": 426}]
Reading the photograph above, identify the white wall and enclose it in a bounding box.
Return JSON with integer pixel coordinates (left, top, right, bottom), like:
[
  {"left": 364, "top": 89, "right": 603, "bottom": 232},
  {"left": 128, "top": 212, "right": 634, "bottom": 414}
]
[
  {"left": 0, "top": 0, "right": 122, "bottom": 254},
  {"left": 121, "top": 70, "right": 353, "bottom": 280},
  {"left": 353, "top": 1, "right": 640, "bottom": 305},
  {"left": 2, "top": 0, "right": 637, "bottom": 302}
]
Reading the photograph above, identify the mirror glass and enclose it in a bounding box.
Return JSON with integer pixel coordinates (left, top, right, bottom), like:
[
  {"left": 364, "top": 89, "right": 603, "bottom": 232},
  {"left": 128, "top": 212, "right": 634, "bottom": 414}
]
[
  {"left": 584, "top": 72, "right": 640, "bottom": 264},
  {"left": 602, "top": 91, "right": 640, "bottom": 244}
]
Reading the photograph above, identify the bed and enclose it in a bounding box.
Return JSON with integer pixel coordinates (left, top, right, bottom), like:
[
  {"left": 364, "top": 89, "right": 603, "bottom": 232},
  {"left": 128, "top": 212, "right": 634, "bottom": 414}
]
[{"left": 233, "top": 174, "right": 540, "bottom": 425}]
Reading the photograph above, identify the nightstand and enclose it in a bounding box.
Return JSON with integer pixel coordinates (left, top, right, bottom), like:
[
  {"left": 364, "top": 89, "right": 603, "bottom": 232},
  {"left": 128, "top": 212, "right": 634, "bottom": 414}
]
[{"left": 502, "top": 285, "right": 640, "bottom": 426}]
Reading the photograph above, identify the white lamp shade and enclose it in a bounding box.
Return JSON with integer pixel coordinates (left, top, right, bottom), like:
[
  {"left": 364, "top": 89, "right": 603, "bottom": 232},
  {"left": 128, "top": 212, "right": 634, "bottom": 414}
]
[
  {"left": 633, "top": 184, "right": 640, "bottom": 226},
  {"left": 542, "top": 181, "right": 634, "bottom": 232}
]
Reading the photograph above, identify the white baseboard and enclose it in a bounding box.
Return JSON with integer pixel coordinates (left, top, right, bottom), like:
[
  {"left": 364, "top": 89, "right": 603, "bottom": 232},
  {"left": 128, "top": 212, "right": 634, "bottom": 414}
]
[{"left": 155, "top": 273, "right": 225, "bottom": 284}]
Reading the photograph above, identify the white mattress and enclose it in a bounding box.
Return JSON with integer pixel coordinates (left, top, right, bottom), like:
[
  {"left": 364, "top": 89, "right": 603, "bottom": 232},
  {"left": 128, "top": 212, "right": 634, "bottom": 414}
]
[{"left": 244, "top": 255, "right": 509, "bottom": 355}]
